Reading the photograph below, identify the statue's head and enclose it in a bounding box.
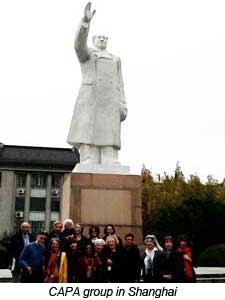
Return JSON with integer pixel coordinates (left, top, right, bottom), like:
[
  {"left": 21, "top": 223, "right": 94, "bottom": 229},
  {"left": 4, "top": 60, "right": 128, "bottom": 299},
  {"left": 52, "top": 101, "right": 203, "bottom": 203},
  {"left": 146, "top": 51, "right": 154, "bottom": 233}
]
[{"left": 92, "top": 35, "right": 108, "bottom": 50}]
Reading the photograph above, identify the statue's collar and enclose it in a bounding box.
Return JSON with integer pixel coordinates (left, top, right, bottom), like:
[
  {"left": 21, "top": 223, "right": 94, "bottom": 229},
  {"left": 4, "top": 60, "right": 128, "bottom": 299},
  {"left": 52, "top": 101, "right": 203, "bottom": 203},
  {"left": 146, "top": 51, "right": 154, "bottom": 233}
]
[{"left": 92, "top": 49, "right": 113, "bottom": 59}]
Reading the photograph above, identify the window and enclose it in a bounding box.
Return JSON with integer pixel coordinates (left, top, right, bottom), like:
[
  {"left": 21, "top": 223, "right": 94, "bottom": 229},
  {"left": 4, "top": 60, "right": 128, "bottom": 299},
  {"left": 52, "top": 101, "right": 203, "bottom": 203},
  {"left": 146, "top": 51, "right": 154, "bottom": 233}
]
[
  {"left": 30, "top": 197, "right": 46, "bottom": 211},
  {"left": 52, "top": 174, "right": 61, "bottom": 188},
  {"left": 15, "top": 197, "right": 25, "bottom": 211},
  {"left": 30, "top": 221, "right": 45, "bottom": 235},
  {"left": 14, "top": 219, "right": 25, "bottom": 233},
  {"left": 31, "top": 174, "right": 47, "bottom": 188},
  {"left": 50, "top": 221, "right": 55, "bottom": 231},
  {"left": 51, "top": 197, "right": 60, "bottom": 212},
  {"left": 16, "top": 173, "right": 26, "bottom": 187}
]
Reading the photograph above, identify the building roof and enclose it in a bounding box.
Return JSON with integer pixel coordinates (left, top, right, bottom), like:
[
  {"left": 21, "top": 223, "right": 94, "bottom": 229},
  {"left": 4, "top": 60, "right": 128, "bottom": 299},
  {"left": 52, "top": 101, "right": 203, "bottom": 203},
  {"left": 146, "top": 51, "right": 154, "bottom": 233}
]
[{"left": 0, "top": 144, "right": 79, "bottom": 172}]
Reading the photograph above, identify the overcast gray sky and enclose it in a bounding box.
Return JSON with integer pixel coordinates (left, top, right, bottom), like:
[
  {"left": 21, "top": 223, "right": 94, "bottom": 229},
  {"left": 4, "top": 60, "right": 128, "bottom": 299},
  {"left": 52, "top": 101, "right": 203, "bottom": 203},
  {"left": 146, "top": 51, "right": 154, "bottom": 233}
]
[{"left": 0, "top": 0, "right": 225, "bottom": 181}]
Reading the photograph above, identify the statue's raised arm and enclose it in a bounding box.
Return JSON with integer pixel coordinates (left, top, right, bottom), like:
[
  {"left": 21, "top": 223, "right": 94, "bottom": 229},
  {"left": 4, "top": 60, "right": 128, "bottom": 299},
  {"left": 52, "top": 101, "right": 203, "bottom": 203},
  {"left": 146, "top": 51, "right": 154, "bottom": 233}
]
[{"left": 74, "top": 2, "right": 96, "bottom": 63}]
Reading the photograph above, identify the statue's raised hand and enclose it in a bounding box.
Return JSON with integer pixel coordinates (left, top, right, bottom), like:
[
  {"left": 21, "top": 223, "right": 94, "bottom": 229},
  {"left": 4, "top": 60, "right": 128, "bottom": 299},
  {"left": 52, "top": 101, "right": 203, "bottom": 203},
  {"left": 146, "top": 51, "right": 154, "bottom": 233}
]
[{"left": 83, "top": 2, "right": 96, "bottom": 23}]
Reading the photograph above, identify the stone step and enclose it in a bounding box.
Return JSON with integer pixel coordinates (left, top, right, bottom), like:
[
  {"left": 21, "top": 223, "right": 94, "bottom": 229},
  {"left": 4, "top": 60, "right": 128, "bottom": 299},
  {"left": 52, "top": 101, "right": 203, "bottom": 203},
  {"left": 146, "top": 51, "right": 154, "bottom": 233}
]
[
  {"left": 196, "top": 273, "right": 225, "bottom": 278},
  {"left": 197, "top": 277, "right": 225, "bottom": 283},
  {"left": 0, "top": 269, "right": 12, "bottom": 283}
]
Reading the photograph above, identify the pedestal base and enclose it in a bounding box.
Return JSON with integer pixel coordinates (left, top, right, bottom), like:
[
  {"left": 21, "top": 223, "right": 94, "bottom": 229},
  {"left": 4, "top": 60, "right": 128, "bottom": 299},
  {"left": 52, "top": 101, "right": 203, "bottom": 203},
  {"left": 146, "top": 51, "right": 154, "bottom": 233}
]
[
  {"left": 74, "top": 163, "right": 130, "bottom": 175},
  {"left": 61, "top": 173, "right": 143, "bottom": 244}
]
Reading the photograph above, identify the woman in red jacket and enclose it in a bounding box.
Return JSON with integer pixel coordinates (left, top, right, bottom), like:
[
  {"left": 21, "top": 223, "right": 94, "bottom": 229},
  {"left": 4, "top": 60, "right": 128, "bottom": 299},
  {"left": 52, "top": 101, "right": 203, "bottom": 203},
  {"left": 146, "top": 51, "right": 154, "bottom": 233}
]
[{"left": 176, "top": 235, "right": 196, "bottom": 282}]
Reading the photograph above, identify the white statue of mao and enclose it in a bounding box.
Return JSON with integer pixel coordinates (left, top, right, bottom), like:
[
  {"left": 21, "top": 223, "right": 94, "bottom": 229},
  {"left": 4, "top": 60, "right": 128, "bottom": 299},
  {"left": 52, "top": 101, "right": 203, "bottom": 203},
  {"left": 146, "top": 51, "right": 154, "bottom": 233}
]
[{"left": 67, "top": 3, "right": 128, "bottom": 170}]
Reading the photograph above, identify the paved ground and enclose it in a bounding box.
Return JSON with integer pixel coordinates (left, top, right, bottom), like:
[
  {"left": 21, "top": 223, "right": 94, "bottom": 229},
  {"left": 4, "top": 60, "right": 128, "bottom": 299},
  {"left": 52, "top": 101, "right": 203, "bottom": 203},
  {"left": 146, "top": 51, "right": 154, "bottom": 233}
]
[{"left": 0, "top": 267, "right": 225, "bottom": 282}]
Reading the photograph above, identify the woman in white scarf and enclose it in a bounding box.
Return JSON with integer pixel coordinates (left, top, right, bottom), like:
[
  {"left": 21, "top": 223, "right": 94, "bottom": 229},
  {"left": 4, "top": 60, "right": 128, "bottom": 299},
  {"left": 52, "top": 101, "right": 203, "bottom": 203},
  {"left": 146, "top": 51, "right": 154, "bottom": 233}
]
[{"left": 141, "top": 234, "right": 162, "bottom": 282}]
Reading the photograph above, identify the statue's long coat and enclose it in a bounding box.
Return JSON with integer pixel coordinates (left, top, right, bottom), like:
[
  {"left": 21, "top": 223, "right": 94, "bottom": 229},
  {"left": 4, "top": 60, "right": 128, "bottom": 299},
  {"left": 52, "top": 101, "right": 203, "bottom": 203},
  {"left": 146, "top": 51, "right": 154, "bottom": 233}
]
[{"left": 67, "top": 20, "right": 127, "bottom": 150}]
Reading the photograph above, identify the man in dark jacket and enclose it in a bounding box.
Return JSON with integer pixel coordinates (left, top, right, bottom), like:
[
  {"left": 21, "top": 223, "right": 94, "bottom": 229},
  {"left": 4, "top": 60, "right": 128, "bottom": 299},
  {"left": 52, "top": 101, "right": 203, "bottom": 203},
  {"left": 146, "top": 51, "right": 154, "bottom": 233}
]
[
  {"left": 121, "top": 233, "right": 140, "bottom": 282},
  {"left": 47, "top": 221, "right": 68, "bottom": 251},
  {"left": 9, "top": 222, "right": 34, "bottom": 282}
]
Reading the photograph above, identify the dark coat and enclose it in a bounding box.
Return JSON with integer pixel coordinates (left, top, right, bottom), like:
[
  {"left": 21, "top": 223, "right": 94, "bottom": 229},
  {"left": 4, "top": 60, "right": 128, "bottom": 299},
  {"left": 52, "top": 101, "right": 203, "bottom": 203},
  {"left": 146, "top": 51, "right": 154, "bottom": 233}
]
[
  {"left": 76, "top": 255, "right": 95, "bottom": 283},
  {"left": 93, "top": 253, "right": 107, "bottom": 283},
  {"left": 121, "top": 245, "right": 141, "bottom": 282},
  {"left": 9, "top": 232, "right": 35, "bottom": 272},
  {"left": 62, "top": 228, "right": 76, "bottom": 238},
  {"left": 76, "top": 235, "right": 89, "bottom": 255},
  {"left": 10, "top": 232, "right": 35, "bottom": 260},
  {"left": 141, "top": 250, "right": 162, "bottom": 283},
  {"left": 104, "top": 247, "right": 124, "bottom": 283},
  {"left": 158, "top": 250, "right": 184, "bottom": 282},
  {"left": 66, "top": 250, "right": 81, "bottom": 283}
]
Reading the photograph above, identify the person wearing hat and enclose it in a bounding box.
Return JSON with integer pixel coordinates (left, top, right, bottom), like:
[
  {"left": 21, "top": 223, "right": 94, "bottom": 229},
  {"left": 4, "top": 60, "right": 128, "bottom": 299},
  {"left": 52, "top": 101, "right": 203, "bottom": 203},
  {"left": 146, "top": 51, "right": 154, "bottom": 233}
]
[{"left": 140, "top": 234, "right": 162, "bottom": 282}]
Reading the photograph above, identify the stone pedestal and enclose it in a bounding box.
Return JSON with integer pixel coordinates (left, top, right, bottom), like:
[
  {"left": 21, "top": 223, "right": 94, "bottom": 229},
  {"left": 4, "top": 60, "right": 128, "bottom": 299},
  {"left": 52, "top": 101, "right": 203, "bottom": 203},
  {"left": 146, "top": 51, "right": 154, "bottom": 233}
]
[
  {"left": 61, "top": 173, "right": 143, "bottom": 244},
  {"left": 75, "top": 163, "right": 130, "bottom": 175}
]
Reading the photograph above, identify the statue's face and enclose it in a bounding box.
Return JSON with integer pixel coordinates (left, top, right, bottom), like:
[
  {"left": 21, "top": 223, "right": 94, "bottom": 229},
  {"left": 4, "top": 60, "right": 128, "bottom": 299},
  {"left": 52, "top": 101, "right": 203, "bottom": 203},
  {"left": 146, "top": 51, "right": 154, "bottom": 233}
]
[{"left": 93, "top": 35, "right": 108, "bottom": 50}]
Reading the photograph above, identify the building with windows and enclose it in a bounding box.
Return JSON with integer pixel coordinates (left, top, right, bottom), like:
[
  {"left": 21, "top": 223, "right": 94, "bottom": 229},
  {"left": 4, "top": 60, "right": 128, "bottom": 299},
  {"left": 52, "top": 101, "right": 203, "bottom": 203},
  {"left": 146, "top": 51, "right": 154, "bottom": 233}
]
[{"left": 0, "top": 144, "right": 79, "bottom": 239}]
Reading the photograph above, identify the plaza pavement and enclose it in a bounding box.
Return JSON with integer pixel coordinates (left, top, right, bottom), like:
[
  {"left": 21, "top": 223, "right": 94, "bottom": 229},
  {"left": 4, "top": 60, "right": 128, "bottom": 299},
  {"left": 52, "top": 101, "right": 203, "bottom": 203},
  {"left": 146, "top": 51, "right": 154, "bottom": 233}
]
[{"left": 0, "top": 267, "right": 225, "bottom": 283}]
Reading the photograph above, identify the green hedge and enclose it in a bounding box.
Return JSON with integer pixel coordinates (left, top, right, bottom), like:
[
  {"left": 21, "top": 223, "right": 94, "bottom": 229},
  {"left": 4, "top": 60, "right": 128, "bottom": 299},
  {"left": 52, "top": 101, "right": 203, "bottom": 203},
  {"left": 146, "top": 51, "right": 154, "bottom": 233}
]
[{"left": 197, "top": 244, "right": 225, "bottom": 267}]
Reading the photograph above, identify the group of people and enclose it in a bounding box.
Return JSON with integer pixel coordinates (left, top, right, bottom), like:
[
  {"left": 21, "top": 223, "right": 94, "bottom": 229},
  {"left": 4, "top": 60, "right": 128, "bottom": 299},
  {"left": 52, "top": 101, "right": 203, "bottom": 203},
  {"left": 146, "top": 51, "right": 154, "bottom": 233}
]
[{"left": 9, "top": 220, "right": 196, "bottom": 283}]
